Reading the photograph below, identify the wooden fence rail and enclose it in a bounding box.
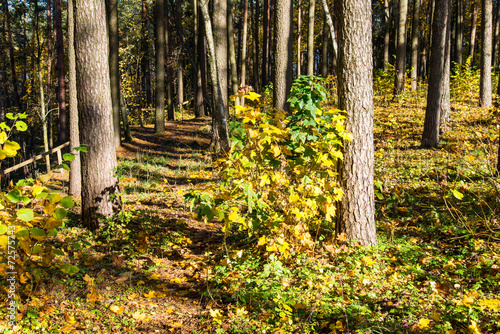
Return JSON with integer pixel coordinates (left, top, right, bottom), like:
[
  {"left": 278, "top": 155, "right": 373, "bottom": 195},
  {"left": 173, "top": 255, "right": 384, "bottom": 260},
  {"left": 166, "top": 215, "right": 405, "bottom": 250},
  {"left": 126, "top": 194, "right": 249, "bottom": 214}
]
[{"left": 0, "top": 141, "right": 70, "bottom": 176}]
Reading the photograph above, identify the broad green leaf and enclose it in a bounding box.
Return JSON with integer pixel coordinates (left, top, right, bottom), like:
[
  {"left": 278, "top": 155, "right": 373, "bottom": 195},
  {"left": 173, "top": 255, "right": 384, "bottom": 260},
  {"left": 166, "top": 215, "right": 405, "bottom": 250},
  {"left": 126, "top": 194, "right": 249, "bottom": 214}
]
[
  {"left": 61, "top": 196, "right": 74, "bottom": 209},
  {"left": 14, "top": 121, "right": 28, "bottom": 131},
  {"left": 74, "top": 146, "right": 88, "bottom": 152},
  {"left": 63, "top": 153, "right": 75, "bottom": 161},
  {"left": 7, "top": 190, "right": 21, "bottom": 203},
  {"left": 17, "top": 208, "right": 34, "bottom": 222},
  {"left": 53, "top": 208, "right": 67, "bottom": 220},
  {"left": 30, "top": 228, "right": 45, "bottom": 237},
  {"left": 451, "top": 189, "right": 464, "bottom": 200},
  {"left": 60, "top": 264, "right": 79, "bottom": 276},
  {"left": 5, "top": 113, "right": 15, "bottom": 120},
  {"left": 0, "top": 224, "right": 7, "bottom": 235}
]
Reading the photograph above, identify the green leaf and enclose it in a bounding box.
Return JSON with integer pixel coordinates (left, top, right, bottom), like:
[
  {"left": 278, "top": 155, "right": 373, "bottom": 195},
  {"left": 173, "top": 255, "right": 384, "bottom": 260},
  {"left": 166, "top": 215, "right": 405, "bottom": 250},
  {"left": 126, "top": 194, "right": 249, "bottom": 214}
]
[
  {"left": 14, "top": 121, "right": 28, "bottom": 131},
  {"left": 61, "top": 196, "right": 75, "bottom": 209},
  {"left": 18, "top": 113, "right": 27, "bottom": 119},
  {"left": 7, "top": 190, "right": 21, "bottom": 203},
  {"left": 63, "top": 153, "right": 75, "bottom": 161},
  {"left": 0, "top": 224, "right": 7, "bottom": 235},
  {"left": 6, "top": 113, "right": 15, "bottom": 120},
  {"left": 74, "top": 146, "right": 88, "bottom": 152},
  {"left": 30, "top": 228, "right": 45, "bottom": 237},
  {"left": 16, "top": 229, "right": 29, "bottom": 239},
  {"left": 60, "top": 264, "right": 80, "bottom": 276},
  {"left": 17, "top": 208, "right": 34, "bottom": 222},
  {"left": 53, "top": 249, "right": 65, "bottom": 256},
  {"left": 451, "top": 189, "right": 464, "bottom": 200},
  {"left": 53, "top": 208, "right": 67, "bottom": 220}
]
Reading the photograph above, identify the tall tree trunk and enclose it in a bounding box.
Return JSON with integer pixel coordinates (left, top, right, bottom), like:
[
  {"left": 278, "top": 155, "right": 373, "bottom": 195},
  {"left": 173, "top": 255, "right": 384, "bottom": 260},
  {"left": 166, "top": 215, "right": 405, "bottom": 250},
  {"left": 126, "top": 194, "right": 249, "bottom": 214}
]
[
  {"left": 54, "top": 0, "right": 67, "bottom": 145},
  {"left": 252, "top": 0, "right": 259, "bottom": 91},
  {"left": 67, "top": 0, "right": 81, "bottom": 197},
  {"left": 455, "top": 0, "right": 464, "bottom": 66},
  {"left": 165, "top": 3, "right": 175, "bottom": 121},
  {"left": 493, "top": 0, "right": 500, "bottom": 71},
  {"left": 2, "top": 0, "right": 19, "bottom": 110},
  {"left": 155, "top": 0, "right": 166, "bottom": 132},
  {"left": 394, "top": 0, "right": 408, "bottom": 97},
  {"left": 421, "top": 0, "right": 449, "bottom": 148},
  {"left": 319, "top": 0, "right": 338, "bottom": 65},
  {"left": 47, "top": 0, "right": 54, "bottom": 149},
  {"left": 214, "top": 0, "right": 229, "bottom": 115},
  {"left": 228, "top": 0, "right": 239, "bottom": 103},
  {"left": 141, "top": 0, "right": 152, "bottom": 107},
  {"left": 480, "top": 0, "right": 493, "bottom": 107},
  {"left": 440, "top": 2, "right": 451, "bottom": 133},
  {"left": 200, "top": 0, "right": 230, "bottom": 152},
  {"left": 75, "top": 0, "right": 119, "bottom": 230},
  {"left": 106, "top": 0, "right": 122, "bottom": 146},
  {"left": 383, "top": 0, "right": 391, "bottom": 70},
  {"left": 410, "top": 0, "right": 420, "bottom": 90},
  {"left": 199, "top": 14, "right": 209, "bottom": 116},
  {"left": 273, "top": 0, "right": 293, "bottom": 111},
  {"left": 307, "top": 0, "right": 316, "bottom": 75},
  {"left": 469, "top": 0, "right": 479, "bottom": 66},
  {"left": 240, "top": 0, "right": 249, "bottom": 104},
  {"left": 194, "top": 0, "right": 204, "bottom": 117},
  {"left": 39, "top": 70, "right": 51, "bottom": 172},
  {"left": 336, "top": 0, "right": 377, "bottom": 246},
  {"left": 297, "top": 0, "right": 302, "bottom": 76},
  {"left": 262, "top": 0, "right": 270, "bottom": 87},
  {"left": 177, "top": 61, "right": 184, "bottom": 111},
  {"left": 321, "top": 14, "right": 329, "bottom": 78}
]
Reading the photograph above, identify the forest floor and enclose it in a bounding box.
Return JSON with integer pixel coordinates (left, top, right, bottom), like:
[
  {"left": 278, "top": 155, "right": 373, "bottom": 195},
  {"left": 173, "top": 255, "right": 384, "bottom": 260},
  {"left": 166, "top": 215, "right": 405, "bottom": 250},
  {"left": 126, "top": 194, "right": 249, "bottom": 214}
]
[{"left": 2, "top": 83, "right": 500, "bottom": 334}]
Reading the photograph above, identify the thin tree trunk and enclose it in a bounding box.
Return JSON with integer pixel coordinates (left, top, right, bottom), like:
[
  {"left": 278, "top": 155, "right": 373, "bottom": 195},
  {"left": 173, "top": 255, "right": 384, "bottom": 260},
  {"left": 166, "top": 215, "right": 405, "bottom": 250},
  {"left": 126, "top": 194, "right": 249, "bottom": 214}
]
[
  {"left": 480, "top": 0, "right": 493, "bottom": 107},
  {"left": 194, "top": 0, "right": 204, "bottom": 117},
  {"left": 155, "top": 0, "right": 166, "bottom": 132},
  {"left": 307, "top": 0, "right": 316, "bottom": 75},
  {"left": 141, "top": 0, "right": 152, "bottom": 107},
  {"left": 321, "top": 13, "right": 328, "bottom": 78},
  {"left": 39, "top": 70, "right": 51, "bottom": 172},
  {"left": 336, "top": 0, "right": 377, "bottom": 246},
  {"left": 106, "top": 0, "right": 122, "bottom": 146},
  {"left": 455, "top": 0, "right": 464, "bottom": 66},
  {"left": 67, "top": 0, "right": 81, "bottom": 197},
  {"left": 252, "top": 0, "right": 259, "bottom": 91},
  {"left": 200, "top": 0, "right": 230, "bottom": 153},
  {"left": 214, "top": 0, "right": 229, "bottom": 115},
  {"left": 199, "top": 14, "right": 209, "bottom": 115},
  {"left": 240, "top": 0, "right": 249, "bottom": 105},
  {"left": 2, "top": 0, "right": 19, "bottom": 110},
  {"left": 75, "top": 0, "right": 119, "bottom": 230},
  {"left": 177, "top": 61, "right": 184, "bottom": 111},
  {"left": 469, "top": 0, "right": 479, "bottom": 66},
  {"left": 228, "top": 0, "right": 239, "bottom": 104},
  {"left": 440, "top": 2, "right": 451, "bottom": 133},
  {"left": 297, "top": 0, "right": 302, "bottom": 76},
  {"left": 410, "top": 0, "right": 420, "bottom": 90},
  {"left": 262, "top": 0, "right": 270, "bottom": 87},
  {"left": 319, "top": 0, "right": 338, "bottom": 61},
  {"left": 47, "top": 0, "right": 54, "bottom": 149},
  {"left": 383, "top": 0, "right": 391, "bottom": 70},
  {"left": 165, "top": 3, "right": 175, "bottom": 121},
  {"left": 273, "top": 0, "right": 293, "bottom": 111},
  {"left": 493, "top": 0, "right": 500, "bottom": 70},
  {"left": 421, "top": 0, "right": 449, "bottom": 148},
  {"left": 54, "top": 0, "right": 67, "bottom": 145},
  {"left": 394, "top": 0, "right": 408, "bottom": 97}
]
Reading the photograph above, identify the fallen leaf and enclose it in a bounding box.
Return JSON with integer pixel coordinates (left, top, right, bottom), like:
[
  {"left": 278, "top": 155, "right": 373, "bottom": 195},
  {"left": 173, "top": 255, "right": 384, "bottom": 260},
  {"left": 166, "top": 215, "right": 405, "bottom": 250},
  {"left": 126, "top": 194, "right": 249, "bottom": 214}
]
[{"left": 110, "top": 305, "right": 125, "bottom": 315}]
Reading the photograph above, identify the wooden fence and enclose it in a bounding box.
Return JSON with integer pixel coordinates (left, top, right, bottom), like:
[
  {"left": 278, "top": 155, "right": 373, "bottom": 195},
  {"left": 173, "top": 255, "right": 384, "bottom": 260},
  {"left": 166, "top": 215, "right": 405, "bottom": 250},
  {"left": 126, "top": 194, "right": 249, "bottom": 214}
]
[{"left": 0, "top": 141, "right": 70, "bottom": 177}]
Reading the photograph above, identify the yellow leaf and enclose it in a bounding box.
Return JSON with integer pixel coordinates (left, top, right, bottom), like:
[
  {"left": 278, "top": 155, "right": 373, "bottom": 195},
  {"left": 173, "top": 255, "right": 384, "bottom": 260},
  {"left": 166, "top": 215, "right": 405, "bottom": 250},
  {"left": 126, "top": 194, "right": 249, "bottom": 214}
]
[
  {"left": 228, "top": 210, "right": 239, "bottom": 222},
  {"left": 64, "top": 312, "right": 77, "bottom": 324},
  {"left": 38, "top": 173, "right": 53, "bottom": 184},
  {"left": 362, "top": 256, "right": 376, "bottom": 266},
  {"left": 110, "top": 305, "right": 125, "bottom": 314},
  {"left": 245, "top": 91, "right": 261, "bottom": 101},
  {"left": 469, "top": 320, "right": 482, "bottom": 334},
  {"left": 478, "top": 298, "right": 500, "bottom": 312},
  {"left": 60, "top": 324, "right": 75, "bottom": 333},
  {"left": 430, "top": 311, "right": 441, "bottom": 322},
  {"left": 128, "top": 293, "right": 137, "bottom": 300},
  {"left": 0, "top": 131, "right": 7, "bottom": 144},
  {"left": 209, "top": 308, "right": 224, "bottom": 324},
  {"left": 87, "top": 287, "right": 102, "bottom": 303},
  {"left": 144, "top": 290, "right": 156, "bottom": 298},
  {"left": 236, "top": 306, "right": 248, "bottom": 317},
  {"left": 418, "top": 318, "right": 431, "bottom": 329},
  {"left": 132, "top": 311, "right": 151, "bottom": 322},
  {"left": 83, "top": 274, "right": 94, "bottom": 286}
]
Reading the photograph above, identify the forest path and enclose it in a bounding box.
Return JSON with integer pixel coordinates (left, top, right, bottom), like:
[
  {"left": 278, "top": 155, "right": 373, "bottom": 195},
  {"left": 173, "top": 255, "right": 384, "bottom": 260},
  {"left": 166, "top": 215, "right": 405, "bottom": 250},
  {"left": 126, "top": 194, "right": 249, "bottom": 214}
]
[{"left": 47, "top": 118, "right": 220, "bottom": 333}]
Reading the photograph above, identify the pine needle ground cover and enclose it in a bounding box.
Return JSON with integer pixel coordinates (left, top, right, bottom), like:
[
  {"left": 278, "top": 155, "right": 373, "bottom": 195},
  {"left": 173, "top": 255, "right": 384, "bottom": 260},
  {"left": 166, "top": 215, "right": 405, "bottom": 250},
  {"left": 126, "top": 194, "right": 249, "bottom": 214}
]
[{"left": 0, "top": 75, "right": 499, "bottom": 333}]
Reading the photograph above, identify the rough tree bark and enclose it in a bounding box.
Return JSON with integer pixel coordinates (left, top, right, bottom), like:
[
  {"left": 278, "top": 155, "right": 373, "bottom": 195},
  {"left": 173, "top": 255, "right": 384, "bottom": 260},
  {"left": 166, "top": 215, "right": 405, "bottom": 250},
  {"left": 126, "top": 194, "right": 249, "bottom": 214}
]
[
  {"left": 480, "top": 0, "right": 493, "bottom": 107},
  {"left": 141, "top": 0, "right": 152, "bottom": 107},
  {"left": 421, "top": 0, "right": 449, "bottom": 148},
  {"left": 75, "top": 0, "right": 120, "bottom": 230},
  {"left": 228, "top": 0, "right": 239, "bottom": 103},
  {"left": 469, "top": 0, "right": 479, "bottom": 66},
  {"left": 307, "top": 0, "right": 316, "bottom": 75},
  {"left": 455, "top": 0, "right": 464, "bottom": 66},
  {"left": 273, "top": 0, "right": 293, "bottom": 112},
  {"left": 394, "top": 0, "right": 408, "bottom": 97},
  {"left": 200, "top": 0, "right": 230, "bottom": 153},
  {"left": 155, "top": 0, "right": 166, "bottom": 132},
  {"left": 262, "top": 0, "right": 270, "bottom": 87},
  {"left": 106, "top": 0, "right": 122, "bottom": 146},
  {"left": 214, "top": 0, "right": 229, "bottom": 115},
  {"left": 410, "top": 0, "right": 420, "bottom": 91},
  {"left": 383, "top": 0, "right": 391, "bottom": 71},
  {"left": 336, "top": 0, "right": 377, "bottom": 246},
  {"left": 252, "top": 0, "right": 259, "bottom": 91},
  {"left": 67, "top": 0, "right": 81, "bottom": 197},
  {"left": 54, "top": 0, "right": 68, "bottom": 145}
]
